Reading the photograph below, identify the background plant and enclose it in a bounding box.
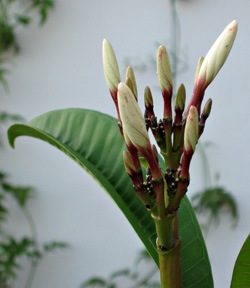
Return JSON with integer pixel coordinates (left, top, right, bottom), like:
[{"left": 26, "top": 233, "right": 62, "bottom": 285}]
[{"left": 0, "top": 1, "right": 68, "bottom": 287}]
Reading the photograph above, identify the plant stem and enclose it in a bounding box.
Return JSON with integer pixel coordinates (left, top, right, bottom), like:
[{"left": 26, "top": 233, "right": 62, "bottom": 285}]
[
  {"left": 152, "top": 212, "right": 182, "bottom": 288},
  {"left": 158, "top": 237, "right": 182, "bottom": 288}
]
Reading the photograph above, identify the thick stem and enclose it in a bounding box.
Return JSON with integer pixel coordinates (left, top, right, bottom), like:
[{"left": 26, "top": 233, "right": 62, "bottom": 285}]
[
  {"left": 152, "top": 210, "right": 182, "bottom": 288},
  {"left": 158, "top": 237, "right": 182, "bottom": 288}
]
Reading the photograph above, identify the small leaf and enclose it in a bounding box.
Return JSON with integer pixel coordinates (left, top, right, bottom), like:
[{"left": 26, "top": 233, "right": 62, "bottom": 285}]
[
  {"left": 81, "top": 277, "right": 107, "bottom": 288},
  {"left": 2, "top": 182, "right": 34, "bottom": 207},
  {"left": 192, "top": 186, "right": 238, "bottom": 224},
  {"left": 231, "top": 234, "right": 250, "bottom": 287},
  {"left": 15, "top": 15, "right": 31, "bottom": 26},
  {"left": 43, "top": 241, "right": 68, "bottom": 253}
]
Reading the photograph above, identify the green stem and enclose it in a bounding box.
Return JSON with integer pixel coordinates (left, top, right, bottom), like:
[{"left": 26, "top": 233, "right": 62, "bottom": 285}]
[
  {"left": 152, "top": 210, "right": 182, "bottom": 288},
  {"left": 158, "top": 237, "right": 182, "bottom": 288}
]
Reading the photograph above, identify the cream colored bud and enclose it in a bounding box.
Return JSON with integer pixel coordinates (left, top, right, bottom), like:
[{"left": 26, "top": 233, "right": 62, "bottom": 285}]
[
  {"left": 184, "top": 106, "right": 199, "bottom": 153},
  {"left": 118, "top": 83, "right": 151, "bottom": 152},
  {"left": 157, "top": 45, "right": 173, "bottom": 94},
  {"left": 202, "top": 98, "right": 212, "bottom": 118},
  {"left": 126, "top": 66, "right": 137, "bottom": 99},
  {"left": 175, "top": 83, "right": 186, "bottom": 111},
  {"left": 123, "top": 150, "right": 136, "bottom": 176},
  {"left": 196, "top": 20, "right": 238, "bottom": 89},
  {"left": 193, "top": 57, "right": 204, "bottom": 85},
  {"left": 102, "top": 39, "right": 121, "bottom": 92},
  {"left": 144, "top": 86, "right": 153, "bottom": 109}
]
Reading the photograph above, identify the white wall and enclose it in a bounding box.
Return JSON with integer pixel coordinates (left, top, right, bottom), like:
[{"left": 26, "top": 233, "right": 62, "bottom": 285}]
[{"left": 2, "top": 0, "right": 250, "bottom": 287}]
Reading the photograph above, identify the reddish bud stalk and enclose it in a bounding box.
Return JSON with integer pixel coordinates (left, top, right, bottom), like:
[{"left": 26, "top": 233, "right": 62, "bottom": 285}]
[
  {"left": 126, "top": 142, "right": 142, "bottom": 173},
  {"left": 185, "top": 80, "right": 205, "bottom": 118},
  {"left": 109, "top": 88, "right": 120, "bottom": 118},
  {"left": 123, "top": 151, "right": 154, "bottom": 210},
  {"left": 162, "top": 89, "right": 173, "bottom": 120}
]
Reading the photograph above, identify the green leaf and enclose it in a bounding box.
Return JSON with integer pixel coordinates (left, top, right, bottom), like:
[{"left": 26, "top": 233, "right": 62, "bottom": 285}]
[
  {"left": 2, "top": 182, "right": 34, "bottom": 207},
  {"left": 231, "top": 234, "right": 250, "bottom": 288},
  {"left": 7, "top": 109, "right": 213, "bottom": 287},
  {"left": 81, "top": 277, "right": 107, "bottom": 288},
  {"left": 15, "top": 14, "right": 32, "bottom": 26},
  {"left": 43, "top": 241, "right": 68, "bottom": 253}
]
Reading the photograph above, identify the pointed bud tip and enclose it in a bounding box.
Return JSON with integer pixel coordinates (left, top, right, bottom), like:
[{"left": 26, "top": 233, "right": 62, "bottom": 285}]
[
  {"left": 157, "top": 45, "right": 173, "bottom": 93},
  {"left": 144, "top": 86, "right": 153, "bottom": 108},
  {"left": 175, "top": 83, "right": 186, "bottom": 111},
  {"left": 126, "top": 66, "right": 137, "bottom": 99},
  {"left": 118, "top": 82, "right": 151, "bottom": 152},
  {"left": 196, "top": 20, "right": 238, "bottom": 89},
  {"left": 102, "top": 39, "right": 121, "bottom": 92},
  {"left": 184, "top": 106, "right": 199, "bottom": 153},
  {"left": 202, "top": 98, "right": 212, "bottom": 117}
]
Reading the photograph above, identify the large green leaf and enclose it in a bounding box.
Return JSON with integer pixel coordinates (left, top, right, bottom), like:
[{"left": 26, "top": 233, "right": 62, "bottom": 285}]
[
  {"left": 231, "top": 234, "right": 250, "bottom": 287},
  {"left": 8, "top": 108, "right": 213, "bottom": 287}
]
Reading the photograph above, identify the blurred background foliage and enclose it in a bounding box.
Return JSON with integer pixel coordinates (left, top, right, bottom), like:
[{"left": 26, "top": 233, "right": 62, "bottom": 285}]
[{"left": 0, "top": 1, "right": 68, "bottom": 288}]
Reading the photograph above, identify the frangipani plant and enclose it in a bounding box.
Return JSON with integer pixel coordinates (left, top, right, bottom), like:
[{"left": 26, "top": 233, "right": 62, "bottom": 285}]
[{"left": 6, "top": 20, "right": 250, "bottom": 287}]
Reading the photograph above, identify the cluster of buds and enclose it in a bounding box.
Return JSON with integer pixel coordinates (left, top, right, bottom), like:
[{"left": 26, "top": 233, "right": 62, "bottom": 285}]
[{"left": 102, "top": 20, "right": 237, "bottom": 219}]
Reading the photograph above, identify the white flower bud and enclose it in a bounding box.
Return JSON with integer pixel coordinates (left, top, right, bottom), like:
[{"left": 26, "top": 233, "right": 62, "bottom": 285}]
[
  {"left": 102, "top": 39, "right": 121, "bottom": 92},
  {"left": 118, "top": 83, "right": 151, "bottom": 152},
  {"left": 157, "top": 45, "right": 173, "bottom": 94},
  {"left": 196, "top": 20, "right": 238, "bottom": 89},
  {"left": 184, "top": 106, "right": 199, "bottom": 153}
]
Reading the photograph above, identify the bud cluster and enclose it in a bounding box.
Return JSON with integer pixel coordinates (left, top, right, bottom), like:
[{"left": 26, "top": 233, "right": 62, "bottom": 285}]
[{"left": 102, "top": 20, "right": 237, "bottom": 216}]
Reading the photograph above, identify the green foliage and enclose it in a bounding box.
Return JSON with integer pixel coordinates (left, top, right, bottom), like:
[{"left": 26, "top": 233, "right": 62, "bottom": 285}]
[
  {"left": 192, "top": 186, "right": 238, "bottom": 227},
  {"left": 81, "top": 251, "right": 160, "bottom": 288},
  {"left": 0, "top": 172, "right": 68, "bottom": 287},
  {"left": 231, "top": 234, "right": 250, "bottom": 287},
  {"left": 8, "top": 108, "right": 214, "bottom": 287},
  {"left": 191, "top": 142, "right": 238, "bottom": 234},
  {"left": 0, "top": 0, "right": 55, "bottom": 88}
]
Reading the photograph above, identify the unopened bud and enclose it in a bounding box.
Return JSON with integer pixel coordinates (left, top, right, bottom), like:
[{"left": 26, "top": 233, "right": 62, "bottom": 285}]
[
  {"left": 196, "top": 20, "right": 238, "bottom": 90},
  {"left": 123, "top": 150, "right": 136, "bottom": 176},
  {"left": 144, "top": 86, "right": 154, "bottom": 111},
  {"left": 201, "top": 98, "right": 212, "bottom": 119},
  {"left": 102, "top": 39, "right": 121, "bottom": 97},
  {"left": 157, "top": 45, "right": 173, "bottom": 96},
  {"left": 184, "top": 106, "right": 199, "bottom": 153},
  {"left": 193, "top": 57, "right": 204, "bottom": 85},
  {"left": 118, "top": 83, "right": 151, "bottom": 153},
  {"left": 126, "top": 66, "right": 137, "bottom": 100},
  {"left": 199, "top": 98, "right": 212, "bottom": 137},
  {"left": 175, "top": 84, "right": 186, "bottom": 112}
]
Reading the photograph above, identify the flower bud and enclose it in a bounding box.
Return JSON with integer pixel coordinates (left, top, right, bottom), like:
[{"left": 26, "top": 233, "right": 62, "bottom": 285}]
[
  {"left": 186, "top": 21, "right": 237, "bottom": 117},
  {"left": 144, "top": 86, "right": 153, "bottom": 108},
  {"left": 102, "top": 39, "right": 121, "bottom": 99},
  {"left": 175, "top": 83, "right": 186, "bottom": 112},
  {"left": 157, "top": 46, "right": 173, "bottom": 119},
  {"left": 184, "top": 106, "right": 199, "bottom": 153},
  {"left": 118, "top": 83, "right": 151, "bottom": 153},
  {"left": 201, "top": 98, "right": 212, "bottom": 119},
  {"left": 144, "top": 86, "right": 154, "bottom": 120},
  {"left": 123, "top": 150, "right": 135, "bottom": 175},
  {"left": 193, "top": 57, "right": 204, "bottom": 85},
  {"left": 196, "top": 20, "right": 238, "bottom": 90},
  {"left": 199, "top": 98, "right": 212, "bottom": 137},
  {"left": 126, "top": 66, "right": 137, "bottom": 100},
  {"left": 157, "top": 45, "right": 173, "bottom": 94}
]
